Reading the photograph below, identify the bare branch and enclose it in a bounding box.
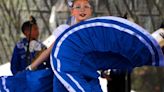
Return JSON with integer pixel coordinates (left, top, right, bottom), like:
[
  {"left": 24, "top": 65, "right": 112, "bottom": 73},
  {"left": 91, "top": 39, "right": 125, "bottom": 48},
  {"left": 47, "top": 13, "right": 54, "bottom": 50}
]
[
  {"left": 152, "top": 0, "right": 164, "bottom": 20},
  {"left": 44, "top": 0, "right": 51, "bottom": 11},
  {"left": 113, "top": 0, "right": 122, "bottom": 16},
  {"left": 122, "top": 0, "right": 139, "bottom": 24},
  {"left": 25, "top": 0, "right": 30, "bottom": 13},
  {"left": 104, "top": 0, "right": 112, "bottom": 15},
  {"left": 33, "top": 0, "right": 51, "bottom": 35},
  {"left": 145, "top": 0, "right": 155, "bottom": 31}
]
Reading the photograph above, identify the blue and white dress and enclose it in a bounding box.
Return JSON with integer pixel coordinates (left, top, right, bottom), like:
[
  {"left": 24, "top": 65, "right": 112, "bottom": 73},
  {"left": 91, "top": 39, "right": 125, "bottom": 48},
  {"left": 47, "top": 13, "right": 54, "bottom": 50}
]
[{"left": 50, "top": 16, "right": 164, "bottom": 92}]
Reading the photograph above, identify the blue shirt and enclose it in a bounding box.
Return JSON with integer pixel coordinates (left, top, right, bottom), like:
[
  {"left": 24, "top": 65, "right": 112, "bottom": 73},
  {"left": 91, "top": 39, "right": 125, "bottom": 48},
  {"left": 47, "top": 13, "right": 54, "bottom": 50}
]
[{"left": 10, "top": 38, "right": 50, "bottom": 75}]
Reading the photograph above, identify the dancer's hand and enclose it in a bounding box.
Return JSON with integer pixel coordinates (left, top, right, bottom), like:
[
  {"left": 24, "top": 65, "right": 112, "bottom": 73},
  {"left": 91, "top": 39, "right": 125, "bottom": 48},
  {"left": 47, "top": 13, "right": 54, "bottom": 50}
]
[{"left": 26, "top": 65, "right": 35, "bottom": 71}]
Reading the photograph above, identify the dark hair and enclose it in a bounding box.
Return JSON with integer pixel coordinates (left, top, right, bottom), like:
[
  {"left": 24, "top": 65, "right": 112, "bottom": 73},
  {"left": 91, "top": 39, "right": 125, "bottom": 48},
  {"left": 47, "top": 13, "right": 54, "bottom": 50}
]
[{"left": 21, "top": 16, "right": 37, "bottom": 33}]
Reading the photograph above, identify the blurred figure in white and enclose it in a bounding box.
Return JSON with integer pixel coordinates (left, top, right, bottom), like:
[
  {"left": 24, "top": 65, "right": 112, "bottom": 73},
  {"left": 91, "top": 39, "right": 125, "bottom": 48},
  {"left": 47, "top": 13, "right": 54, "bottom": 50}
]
[
  {"left": 152, "top": 20, "right": 164, "bottom": 47},
  {"left": 49, "top": 0, "right": 69, "bottom": 33}
]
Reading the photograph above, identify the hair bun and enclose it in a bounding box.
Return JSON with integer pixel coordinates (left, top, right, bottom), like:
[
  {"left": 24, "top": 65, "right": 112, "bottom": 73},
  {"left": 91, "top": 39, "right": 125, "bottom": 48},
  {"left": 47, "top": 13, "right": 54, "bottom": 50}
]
[{"left": 29, "top": 16, "right": 36, "bottom": 24}]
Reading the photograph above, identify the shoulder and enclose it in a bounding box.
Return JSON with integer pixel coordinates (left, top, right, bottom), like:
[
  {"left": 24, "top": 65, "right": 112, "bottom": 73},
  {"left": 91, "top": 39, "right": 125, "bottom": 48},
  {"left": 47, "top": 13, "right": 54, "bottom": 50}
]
[
  {"left": 56, "top": 24, "right": 70, "bottom": 31},
  {"left": 52, "top": 24, "right": 70, "bottom": 37},
  {"left": 16, "top": 38, "right": 27, "bottom": 49}
]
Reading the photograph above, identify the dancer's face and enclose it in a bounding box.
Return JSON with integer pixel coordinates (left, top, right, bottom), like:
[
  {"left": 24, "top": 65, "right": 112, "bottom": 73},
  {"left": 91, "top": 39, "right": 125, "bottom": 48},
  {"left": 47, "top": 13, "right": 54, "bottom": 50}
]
[
  {"left": 24, "top": 24, "right": 39, "bottom": 40},
  {"left": 71, "top": 0, "right": 92, "bottom": 23}
]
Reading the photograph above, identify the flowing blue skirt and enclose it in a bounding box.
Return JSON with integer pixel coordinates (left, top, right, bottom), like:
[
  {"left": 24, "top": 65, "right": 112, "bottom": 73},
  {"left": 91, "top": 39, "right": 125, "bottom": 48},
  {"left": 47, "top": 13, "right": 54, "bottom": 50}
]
[
  {"left": 0, "top": 69, "right": 53, "bottom": 92},
  {"left": 50, "top": 16, "right": 164, "bottom": 92}
]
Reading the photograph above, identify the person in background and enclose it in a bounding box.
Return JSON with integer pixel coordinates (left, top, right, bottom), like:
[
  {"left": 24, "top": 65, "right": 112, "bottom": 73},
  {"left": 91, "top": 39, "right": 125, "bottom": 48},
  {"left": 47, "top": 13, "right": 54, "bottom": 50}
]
[
  {"left": 10, "top": 16, "right": 50, "bottom": 75},
  {"left": 27, "top": 0, "right": 93, "bottom": 71},
  {"left": 151, "top": 20, "right": 164, "bottom": 53},
  {"left": 101, "top": 69, "right": 131, "bottom": 92}
]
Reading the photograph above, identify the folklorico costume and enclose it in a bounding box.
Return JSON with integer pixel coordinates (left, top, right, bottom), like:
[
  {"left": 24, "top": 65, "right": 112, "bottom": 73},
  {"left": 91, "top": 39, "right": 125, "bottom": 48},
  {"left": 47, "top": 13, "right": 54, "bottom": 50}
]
[
  {"left": 10, "top": 38, "right": 50, "bottom": 75},
  {"left": 50, "top": 16, "right": 164, "bottom": 92}
]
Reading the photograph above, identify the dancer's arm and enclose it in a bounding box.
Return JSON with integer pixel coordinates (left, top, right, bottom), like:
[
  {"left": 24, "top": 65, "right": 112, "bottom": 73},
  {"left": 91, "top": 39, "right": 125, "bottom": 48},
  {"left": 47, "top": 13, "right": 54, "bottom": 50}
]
[{"left": 29, "top": 42, "right": 54, "bottom": 70}]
